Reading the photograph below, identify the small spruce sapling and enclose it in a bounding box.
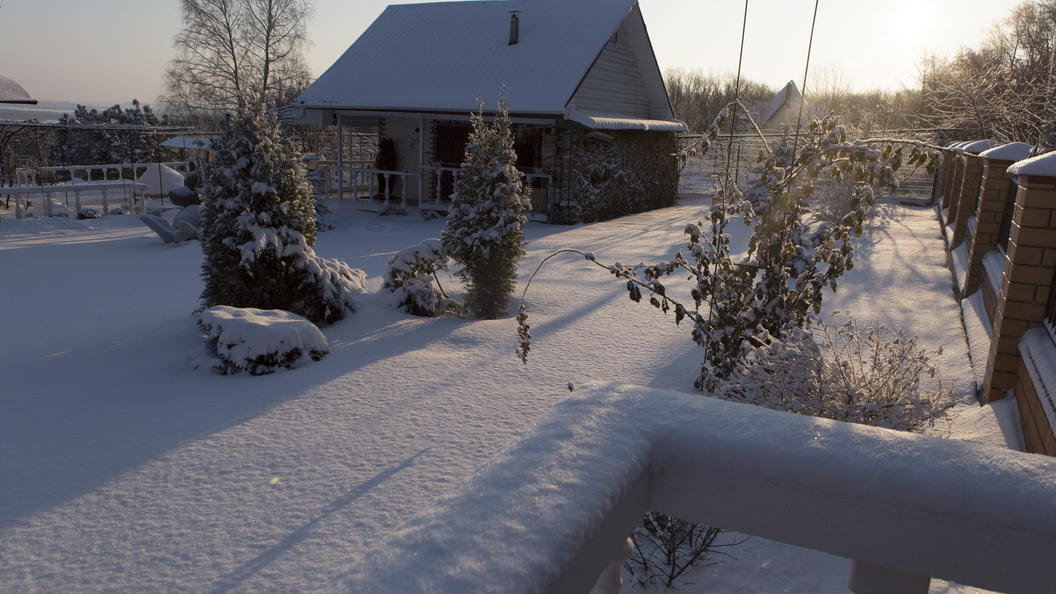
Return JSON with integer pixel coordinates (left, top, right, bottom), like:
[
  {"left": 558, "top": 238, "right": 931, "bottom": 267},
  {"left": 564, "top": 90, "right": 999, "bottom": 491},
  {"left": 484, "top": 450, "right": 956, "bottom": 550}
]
[
  {"left": 442, "top": 96, "right": 530, "bottom": 319},
  {"left": 383, "top": 239, "right": 459, "bottom": 317},
  {"left": 199, "top": 109, "right": 365, "bottom": 325}
]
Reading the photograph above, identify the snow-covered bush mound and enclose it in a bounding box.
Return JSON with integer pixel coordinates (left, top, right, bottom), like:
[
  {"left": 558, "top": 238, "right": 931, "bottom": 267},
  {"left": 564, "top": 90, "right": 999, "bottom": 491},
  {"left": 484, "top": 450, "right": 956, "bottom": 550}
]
[
  {"left": 713, "top": 317, "right": 958, "bottom": 432},
  {"left": 77, "top": 208, "right": 102, "bottom": 220},
  {"left": 194, "top": 306, "right": 329, "bottom": 375},
  {"left": 383, "top": 239, "right": 458, "bottom": 317}
]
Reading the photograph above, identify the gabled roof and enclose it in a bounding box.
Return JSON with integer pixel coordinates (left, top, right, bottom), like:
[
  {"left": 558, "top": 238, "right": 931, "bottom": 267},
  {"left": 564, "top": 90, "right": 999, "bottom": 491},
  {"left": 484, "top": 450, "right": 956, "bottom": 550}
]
[
  {"left": 0, "top": 76, "right": 37, "bottom": 105},
  {"left": 291, "top": 0, "right": 679, "bottom": 126},
  {"left": 761, "top": 80, "right": 803, "bottom": 125}
]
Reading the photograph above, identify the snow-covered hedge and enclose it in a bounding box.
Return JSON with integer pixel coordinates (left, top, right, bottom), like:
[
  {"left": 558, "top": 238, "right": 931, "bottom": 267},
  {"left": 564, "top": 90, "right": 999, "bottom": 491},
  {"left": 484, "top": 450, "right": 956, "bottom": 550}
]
[
  {"left": 571, "top": 131, "right": 678, "bottom": 223},
  {"left": 382, "top": 239, "right": 458, "bottom": 317},
  {"left": 195, "top": 306, "right": 329, "bottom": 375}
]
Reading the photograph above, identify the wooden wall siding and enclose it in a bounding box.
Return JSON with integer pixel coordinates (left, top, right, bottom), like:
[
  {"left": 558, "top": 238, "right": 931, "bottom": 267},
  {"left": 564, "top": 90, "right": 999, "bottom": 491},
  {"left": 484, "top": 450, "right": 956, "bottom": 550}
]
[
  {"left": 964, "top": 159, "right": 1018, "bottom": 296},
  {"left": 982, "top": 174, "right": 1056, "bottom": 403},
  {"left": 571, "top": 26, "right": 650, "bottom": 118}
]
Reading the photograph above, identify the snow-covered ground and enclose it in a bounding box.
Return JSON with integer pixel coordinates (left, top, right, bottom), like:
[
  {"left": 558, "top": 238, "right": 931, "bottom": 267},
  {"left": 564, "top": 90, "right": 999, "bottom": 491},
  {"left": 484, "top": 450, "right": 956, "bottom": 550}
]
[{"left": 0, "top": 197, "right": 1019, "bottom": 592}]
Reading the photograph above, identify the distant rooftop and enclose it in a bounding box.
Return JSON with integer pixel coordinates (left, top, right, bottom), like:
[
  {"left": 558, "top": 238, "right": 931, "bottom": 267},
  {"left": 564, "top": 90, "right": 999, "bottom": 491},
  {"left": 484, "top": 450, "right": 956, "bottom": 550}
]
[{"left": 0, "top": 76, "right": 37, "bottom": 105}]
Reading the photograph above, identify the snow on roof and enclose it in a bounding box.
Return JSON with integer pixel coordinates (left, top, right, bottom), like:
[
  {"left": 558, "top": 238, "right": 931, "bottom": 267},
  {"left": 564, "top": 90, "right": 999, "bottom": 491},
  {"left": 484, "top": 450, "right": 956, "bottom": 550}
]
[
  {"left": 567, "top": 109, "right": 686, "bottom": 132},
  {"left": 1008, "top": 151, "right": 1056, "bottom": 177},
  {"left": 293, "top": 0, "right": 647, "bottom": 116},
  {"left": 962, "top": 140, "right": 996, "bottom": 155},
  {"left": 979, "top": 142, "right": 1034, "bottom": 163},
  {"left": 761, "top": 80, "right": 803, "bottom": 124},
  {"left": 0, "top": 75, "right": 36, "bottom": 104}
]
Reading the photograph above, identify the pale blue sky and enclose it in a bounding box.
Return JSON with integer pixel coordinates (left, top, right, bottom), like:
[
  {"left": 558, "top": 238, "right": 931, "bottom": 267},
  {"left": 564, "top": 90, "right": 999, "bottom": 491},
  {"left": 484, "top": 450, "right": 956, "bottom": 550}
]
[{"left": 0, "top": 0, "right": 1028, "bottom": 106}]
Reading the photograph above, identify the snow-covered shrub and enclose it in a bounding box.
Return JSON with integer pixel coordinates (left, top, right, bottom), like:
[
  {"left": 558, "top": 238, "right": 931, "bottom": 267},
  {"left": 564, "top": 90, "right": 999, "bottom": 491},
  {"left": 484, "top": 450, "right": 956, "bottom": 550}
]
[
  {"left": 518, "top": 109, "right": 946, "bottom": 388},
  {"left": 77, "top": 208, "right": 102, "bottom": 220},
  {"left": 378, "top": 205, "right": 407, "bottom": 217},
  {"left": 625, "top": 511, "right": 744, "bottom": 589},
  {"left": 108, "top": 207, "right": 129, "bottom": 216},
  {"left": 811, "top": 176, "right": 879, "bottom": 227},
  {"left": 714, "top": 316, "right": 958, "bottom": 432},
  {"left": 442, "top": 96, "right": 530, "bottom": 319},
  {"left": 198, "top": 109, "right": 366, "bottom": 325},
  {"left": 194, "top": 305, "right": 329, "bottom": 375},
  {"left": 383, "top": 239, "right": 459, "bottom": 317}
]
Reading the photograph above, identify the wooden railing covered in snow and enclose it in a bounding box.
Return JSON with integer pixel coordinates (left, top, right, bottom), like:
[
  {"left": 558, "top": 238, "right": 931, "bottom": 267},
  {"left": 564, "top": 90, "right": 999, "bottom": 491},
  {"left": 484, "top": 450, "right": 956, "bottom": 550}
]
[
  {"left": 3, "top": 182, "right": 148, "bottom": 219},
  {"left": 322, "top": 384, "right": 1056, "bottom": 594},
  {"left": 15, "top": 162, "right": 189, "bottom": 186}
]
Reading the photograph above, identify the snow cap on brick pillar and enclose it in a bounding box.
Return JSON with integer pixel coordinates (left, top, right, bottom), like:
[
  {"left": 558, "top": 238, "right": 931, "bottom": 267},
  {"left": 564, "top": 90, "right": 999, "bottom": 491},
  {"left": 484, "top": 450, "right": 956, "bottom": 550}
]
[
  {"left": 951, "top": 140, "right": 996, "bottom": 247},
  {"left": 964, "top": 143, "right": 1035, "bottom": 298}
]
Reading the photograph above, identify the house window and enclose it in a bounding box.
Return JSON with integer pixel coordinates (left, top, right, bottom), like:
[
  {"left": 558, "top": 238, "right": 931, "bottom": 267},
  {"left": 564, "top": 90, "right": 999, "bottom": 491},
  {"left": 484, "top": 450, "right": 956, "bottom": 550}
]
[
  {"left": 435, "top": 123, "right": 472, "bottom": 165},
  {"left": 997, "top": 176, "right": 1019, "bottom": 253}
]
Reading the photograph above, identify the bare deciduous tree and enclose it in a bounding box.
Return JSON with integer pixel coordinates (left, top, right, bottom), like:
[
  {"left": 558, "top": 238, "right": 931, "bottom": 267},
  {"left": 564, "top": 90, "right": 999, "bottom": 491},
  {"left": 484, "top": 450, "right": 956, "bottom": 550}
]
[
  {"left": 916, "top": 0, "right": 1056, "bottom": 144},
  {"left": 162, "top": 0, "right": 315, "bottom": 121}
]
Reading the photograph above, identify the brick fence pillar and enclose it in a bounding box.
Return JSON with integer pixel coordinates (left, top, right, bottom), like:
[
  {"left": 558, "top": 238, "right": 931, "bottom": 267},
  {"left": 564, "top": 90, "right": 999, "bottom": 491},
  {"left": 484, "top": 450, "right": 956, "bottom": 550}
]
[
  {"left": 963, "top": 143, "right": 1034, "bottom": 296},
  {"left": 941, "top": 142, "right": 966, "bottom": 211},
  {"left": 947, "top": 141, "right": 995, "bottom": 234},
  {"left": 981, "top": 153, "right": 1056, "bottom": 403}
]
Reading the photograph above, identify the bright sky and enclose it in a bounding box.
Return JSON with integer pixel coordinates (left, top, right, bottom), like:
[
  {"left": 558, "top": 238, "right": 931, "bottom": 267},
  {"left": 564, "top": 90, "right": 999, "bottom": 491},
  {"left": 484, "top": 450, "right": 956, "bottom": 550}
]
[{"left": 0, "top": 0, "right": 1027, "bottom": 106}]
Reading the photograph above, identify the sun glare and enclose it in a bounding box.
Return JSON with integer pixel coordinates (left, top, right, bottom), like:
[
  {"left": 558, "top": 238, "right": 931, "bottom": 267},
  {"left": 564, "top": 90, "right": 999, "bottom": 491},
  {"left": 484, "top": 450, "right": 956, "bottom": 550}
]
[{"left": 890, "top": 3, "right": 936, "bottom": 45}]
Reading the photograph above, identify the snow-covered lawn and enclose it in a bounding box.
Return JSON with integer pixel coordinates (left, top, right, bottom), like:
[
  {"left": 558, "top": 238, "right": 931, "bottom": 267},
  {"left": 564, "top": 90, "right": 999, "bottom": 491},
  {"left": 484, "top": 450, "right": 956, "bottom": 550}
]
[{"left": 0, "top": 197, "right": 1017, "bottom": 592}]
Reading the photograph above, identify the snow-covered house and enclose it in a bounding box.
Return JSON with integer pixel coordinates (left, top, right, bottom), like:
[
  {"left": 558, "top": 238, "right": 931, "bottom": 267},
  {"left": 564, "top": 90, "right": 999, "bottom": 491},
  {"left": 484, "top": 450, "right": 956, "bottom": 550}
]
[
  {"left": 283, "top": 0, "right": 687, "bottom": 223},
  {"left": 754, "top": 80, "right": 809, "bottom": 132}
]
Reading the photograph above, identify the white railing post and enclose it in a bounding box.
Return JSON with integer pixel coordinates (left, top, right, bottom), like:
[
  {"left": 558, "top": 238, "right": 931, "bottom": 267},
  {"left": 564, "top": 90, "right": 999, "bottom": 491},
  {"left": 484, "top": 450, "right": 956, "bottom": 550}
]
[
  {"left": 384, "top": 173, "right": 391, "bottom": 203},
  {"left": 588, "top": 538, "right": 633, "bottom": 594},
  {"left": 435, "top": 166, "right": 442, "bottom": 202},
  {"left": 101, "top": 189, "right": 109, "bottom": 215},
  {"left": 352, "top": 170, "right": 359, "bottom": 201}
]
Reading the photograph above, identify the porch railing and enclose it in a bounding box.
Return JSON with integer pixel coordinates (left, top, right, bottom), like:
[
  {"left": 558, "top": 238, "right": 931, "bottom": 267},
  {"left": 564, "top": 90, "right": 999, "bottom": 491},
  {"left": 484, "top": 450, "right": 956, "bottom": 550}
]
[
  {"left": 3, "top": 182, "right": 148, "bottom": 219},
  {"left": 15, "top": 162, "right": 189, "bottom": 186},
  {"left": 419, "top": 164, "right": 552, "bottom": 206},
  {"left": 312, "top": 165, "right": 420, "bottom": 208},
  {"left": 323, "top": 384, "right": 1056, "bottom": 594}
]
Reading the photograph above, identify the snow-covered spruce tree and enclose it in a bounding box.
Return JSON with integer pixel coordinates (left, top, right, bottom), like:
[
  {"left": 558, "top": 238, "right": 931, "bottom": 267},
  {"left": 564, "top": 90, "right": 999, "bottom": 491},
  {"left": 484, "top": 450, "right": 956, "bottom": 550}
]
[
  {"left": 442, "top": 98, "right": 530, "bottom": 319},
  {"left": 199, "top": 109, "right": 365, "bottom": 325}
]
